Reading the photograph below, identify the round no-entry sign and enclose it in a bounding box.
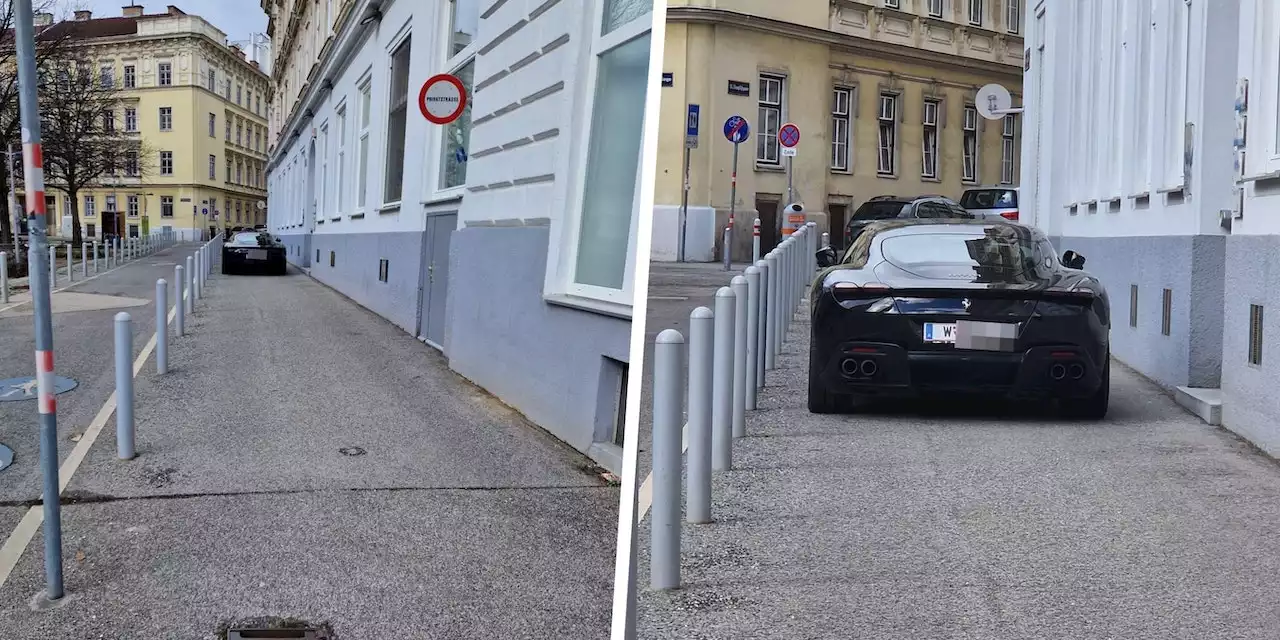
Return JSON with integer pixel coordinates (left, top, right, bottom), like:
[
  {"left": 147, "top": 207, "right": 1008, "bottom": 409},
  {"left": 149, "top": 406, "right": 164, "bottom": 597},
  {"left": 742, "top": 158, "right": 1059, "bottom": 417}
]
[{"left": 419, "top": 74, "right": 467, "bottom": 125}]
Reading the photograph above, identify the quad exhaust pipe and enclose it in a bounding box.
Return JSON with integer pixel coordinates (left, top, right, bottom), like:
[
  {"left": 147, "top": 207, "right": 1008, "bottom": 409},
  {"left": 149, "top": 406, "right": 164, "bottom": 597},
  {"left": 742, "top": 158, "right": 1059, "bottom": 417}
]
[
  {"left": 1068, "top": 363, "right": 1084, "bottom": 380},
  {"left": 1049, "top": 363, "right": 1067, "bottom": 380},
  {"left": 840, "top": 358, "right": 878, "bottom": 378}
]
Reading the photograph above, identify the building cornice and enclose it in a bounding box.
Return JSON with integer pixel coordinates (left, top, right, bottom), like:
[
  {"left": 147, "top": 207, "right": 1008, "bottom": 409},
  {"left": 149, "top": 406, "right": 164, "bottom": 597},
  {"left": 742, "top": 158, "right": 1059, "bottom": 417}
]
[
  {"left": 74, "top": 31, "right": 271, "bottom": 82},
  {"left": 666, "top": 6, "right": 1023, "bottom": 81}
]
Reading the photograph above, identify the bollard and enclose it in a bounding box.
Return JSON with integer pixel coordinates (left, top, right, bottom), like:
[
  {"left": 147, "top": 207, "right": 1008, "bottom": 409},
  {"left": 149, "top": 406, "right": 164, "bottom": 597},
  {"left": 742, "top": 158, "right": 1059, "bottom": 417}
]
[
  {"left": 193, "top": 252, "right": 202, "bottom": 301},
  {"left": 105, "top": 240, "right": 111, "bottom": 269},
  {"left": 174, "top": 265, "right": 185, "bottom": 337},
  {"left": 81, "top": 243, "right": 87, "bottom": 278},
  {"left": 65, "top": 245, "right": 72, "bottom": 282},
  {"left": 48, "top": 245, "right": 55, "bottom": 287},
  {"left": 114, "top": 312, "right": 135, "bottom": 460},
  {"left": 92, "top": 241, "right": 98, "bottom": 273},
  {"left": 184, "top": 256, "right": 194, "bottom": 314},
  {"left": 712, "top": 287, "right": 735, "bottom": 472},
  {"left": 731, "top": 275, "right": 749, "bottom": 438},
  {"left": 752, "top": 218, "right": 761, "bottom": 263},
  {"left": 744, "top": 266, "right": 761, "bottom": 408},
  {"left": 0, "top": 251, "right": 6, "bottom": 304},
  {"left": 687, "top": 306, "right": 714, "bottom": 525},
  {"left": 763, "top": 253, "right": 777, "bottom": 372},
  {"left": 155, "top": 279, "right": 168, "bottom": 375},
  {"left": 722, "top": 226, "right": 731, "bottom": 271},
  {"left": 651, "top": 329, "right": 684, "bottom": 591}
]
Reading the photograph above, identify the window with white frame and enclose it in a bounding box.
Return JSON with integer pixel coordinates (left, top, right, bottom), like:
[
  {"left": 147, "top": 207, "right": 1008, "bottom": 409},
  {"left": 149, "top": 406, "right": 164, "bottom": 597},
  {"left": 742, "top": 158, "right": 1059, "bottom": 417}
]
[
  {"left": 159, "top": 106, "right": 172, "bottom": 131},
  {"left": 207, "top": 67, "right": 216, "bottom": 92},
  {"left": 127, "top": 194, "right": 139, "bottom": 217},
  {"left": 209, "top": 154, "right": 216, "bottom": 180},
  {"left": 226, "top": 117, "right": 232, "bottom": 141},
  {"left": 1001, "top": 114, "right": 1017, "bottom": 184},
  {"left": 830, "top": 86, "right": 852, "bottom": 172},
  {"left": 102, "top": 110, "right": 114, "bottom": 133},
  {"left": 927, "top": 0, "right": 944, "bottom": 18},
  {"left": 208, "top": 112, "right": 216, "bottom": 137},
  {"left": 877, "top": 93, "right": 897, "bottom": 175},
  {"left": 884, "top": 0, "right": 899, "bottom": 8},
  {"left": 83, "top": 195, "right": 95, "bottom": 217},
  {"left": 357, "top": 79, "right": 371, "bottom": 208},
  {"left": 123, "top": 64, "right": 135, "bottom": 88},
  {"left": 384, "top": 35, "right": 412, "bottom": 203},
  {"left": 922, "top": 99, "right": 939, "bottom": 179},
  {"left": 125, "top": 107, "right": 136, "bottom": 132},
  {"left": 160, "top": 151, "right": 173, "bottom": 175},
  {"left": 559, "top": 0, "right": 653, "bottom": 302},
  {"left": 968, "top": 0, "right": 983, "bottom": 26},
  {"left": 158, "top": 62, "right": 172, "bottom": 86},
  {"left": 336, "top": 103, "right": 348, "bottom": 213},
  {"left": 105, "top": 195, "right": 116, "bottom": 212},
  {"left": 125, "top": 150, "right": 138, "bottom": 176},
  {"left": 161, "top": 196, "right": 174, "bottom": 218},
  {"left": 437, "top": 0, "right": 478, "bottom": 191},
  {"left": 319, "top": 123, "right": 329, "bottom": 218},
  {"left": 962, "top": 105, "right": 978, "bottom": 182},
  {"left": 1005, "top": 0, "right": 1020, "bottom": 34},
  {"left": 227, "top": 158, "right": 232, "bottom": 182},
  {"left": 756, "top": 74, "right": 784, "bottom": 165}
]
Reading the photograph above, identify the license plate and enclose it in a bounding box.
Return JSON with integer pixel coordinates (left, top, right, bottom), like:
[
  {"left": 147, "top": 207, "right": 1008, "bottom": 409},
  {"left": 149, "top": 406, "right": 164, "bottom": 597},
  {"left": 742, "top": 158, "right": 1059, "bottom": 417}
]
[
  {"left": 246, "top": 249, "right": 267, "bottom": 260},
  {"left": 923, "top": 322, "right": 956, "bottom": 343}
]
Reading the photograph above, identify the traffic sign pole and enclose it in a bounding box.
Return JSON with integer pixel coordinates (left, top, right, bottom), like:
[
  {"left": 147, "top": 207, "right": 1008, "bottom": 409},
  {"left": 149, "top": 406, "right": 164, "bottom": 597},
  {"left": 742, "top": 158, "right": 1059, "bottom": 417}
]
[
  {"left": 722, "top": 116, "right": 750, "bottom": 271},
  {"left": 680, "top": 104, "right": 700, "bottom": 263},
  {"left": 15, "top": 0, "right": 64, "bottom": 602}
]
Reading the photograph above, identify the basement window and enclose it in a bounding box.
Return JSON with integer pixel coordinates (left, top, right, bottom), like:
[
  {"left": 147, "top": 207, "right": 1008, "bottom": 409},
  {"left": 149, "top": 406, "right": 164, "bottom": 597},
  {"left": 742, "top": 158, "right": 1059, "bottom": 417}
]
[
  {"left": 1161, "top": 288, "right": 1172, "bottom": 336},
  {"left": 378, "top": 258, "right": 389, "bottom": 283},
  {"left": 1129, "top": 285, "right": 1138, "bottom": 328},
  {"left": 329, "top": 250, "right": 336, "bottom": 267},
  {"left": 1249, "top": 304, "right": 1264, "bottom": 366}
]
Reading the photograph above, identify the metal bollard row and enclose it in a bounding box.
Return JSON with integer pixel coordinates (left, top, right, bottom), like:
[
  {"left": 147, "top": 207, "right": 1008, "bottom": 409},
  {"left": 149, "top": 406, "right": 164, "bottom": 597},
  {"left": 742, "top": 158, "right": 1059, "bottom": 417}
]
[{"left": 649, "top": 222, "right": 822, "bottom": 592}]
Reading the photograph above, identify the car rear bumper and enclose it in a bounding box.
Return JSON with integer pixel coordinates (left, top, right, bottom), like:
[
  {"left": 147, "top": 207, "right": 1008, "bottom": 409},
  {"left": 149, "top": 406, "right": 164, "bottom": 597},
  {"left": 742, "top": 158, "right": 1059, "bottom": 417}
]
[
  {"left": 222, "top": 249, "right": 286, "bottom": 274},
  {"left": 814, "top": 340, "right": 1105, "bottom": 400}
]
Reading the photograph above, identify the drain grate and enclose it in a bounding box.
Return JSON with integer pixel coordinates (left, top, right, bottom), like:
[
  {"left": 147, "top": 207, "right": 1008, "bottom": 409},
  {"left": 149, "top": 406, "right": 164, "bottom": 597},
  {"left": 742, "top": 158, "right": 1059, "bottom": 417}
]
[{"left": 228, "top": 630, "right": 327, "bottom": 640}]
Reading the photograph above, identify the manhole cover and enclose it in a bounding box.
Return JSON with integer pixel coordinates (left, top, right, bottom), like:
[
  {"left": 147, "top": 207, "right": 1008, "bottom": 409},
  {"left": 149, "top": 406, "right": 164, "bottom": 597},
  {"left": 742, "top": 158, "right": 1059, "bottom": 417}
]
[
  {"left": 0, "top": 376, "right": 78, "bottom": 403},
  {"left": 338, "top": 447, "right": 366, "bottom": 457},
  {"left": 228, "top": 630, "right": 328, "bottom": 640},
  {"left": 0, "top": 444, "right": 13, "bottom": 472}
]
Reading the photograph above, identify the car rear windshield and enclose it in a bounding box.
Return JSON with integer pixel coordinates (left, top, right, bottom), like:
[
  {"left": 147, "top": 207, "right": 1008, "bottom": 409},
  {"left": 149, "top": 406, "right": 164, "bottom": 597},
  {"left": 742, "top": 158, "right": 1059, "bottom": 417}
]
[
  {"left": 880, "top": 229, "right": 1043, "bottom": 272},
  {"left": 960, "top": 189, "right": 1018, "bottom": 209},
  {"left": 229, "top": 233, "right": 265, "bottom": 246},
  {"left": 851, "top": 200, "right": 907, "bottom": 222}
]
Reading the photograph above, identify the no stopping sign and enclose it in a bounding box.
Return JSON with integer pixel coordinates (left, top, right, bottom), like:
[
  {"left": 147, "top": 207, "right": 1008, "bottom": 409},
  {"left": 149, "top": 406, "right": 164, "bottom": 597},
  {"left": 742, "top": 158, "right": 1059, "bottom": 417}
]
[{"left": 419, "top": 74, "right": 468, "bottom": 125}]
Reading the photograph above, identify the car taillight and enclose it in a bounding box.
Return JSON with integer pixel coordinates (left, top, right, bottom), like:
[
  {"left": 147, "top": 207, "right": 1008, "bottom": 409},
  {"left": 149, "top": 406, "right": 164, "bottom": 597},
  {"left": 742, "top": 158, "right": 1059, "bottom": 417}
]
[{"left": 999, "top": 210, "right": 1019, "bottom": 220}]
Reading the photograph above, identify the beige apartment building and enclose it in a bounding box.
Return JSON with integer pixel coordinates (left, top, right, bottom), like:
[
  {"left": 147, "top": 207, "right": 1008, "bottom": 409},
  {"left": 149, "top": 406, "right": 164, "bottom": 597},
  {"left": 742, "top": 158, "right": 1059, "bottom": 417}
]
[{"left": 653, "top": 0, "right": 1026, "bottom": 261}]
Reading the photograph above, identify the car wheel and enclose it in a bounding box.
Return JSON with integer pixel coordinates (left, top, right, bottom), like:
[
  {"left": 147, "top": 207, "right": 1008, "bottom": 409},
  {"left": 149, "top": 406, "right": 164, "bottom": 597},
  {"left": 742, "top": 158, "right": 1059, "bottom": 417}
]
[
  {"left": 1064, "top": 352, "right": 1110, "bottom": 420},
  {"left": 807, "top": 336, "right": 854, "bottom": 414}
]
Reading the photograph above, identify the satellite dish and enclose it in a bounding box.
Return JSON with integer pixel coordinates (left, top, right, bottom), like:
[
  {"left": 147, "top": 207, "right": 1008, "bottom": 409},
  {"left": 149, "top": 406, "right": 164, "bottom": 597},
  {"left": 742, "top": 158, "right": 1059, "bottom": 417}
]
[{"left": 975, "top": 83, "right": 1013, "bottom": 120}]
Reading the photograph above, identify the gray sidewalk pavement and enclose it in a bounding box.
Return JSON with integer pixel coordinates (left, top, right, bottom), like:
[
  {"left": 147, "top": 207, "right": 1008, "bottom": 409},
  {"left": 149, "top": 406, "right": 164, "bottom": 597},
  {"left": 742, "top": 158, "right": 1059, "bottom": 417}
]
[
  {"left": 0, "top": 262, "right": 617, "bottom": 638},
  {"left": 636, "top": 302, "right": 1280, "bottom": 639}
]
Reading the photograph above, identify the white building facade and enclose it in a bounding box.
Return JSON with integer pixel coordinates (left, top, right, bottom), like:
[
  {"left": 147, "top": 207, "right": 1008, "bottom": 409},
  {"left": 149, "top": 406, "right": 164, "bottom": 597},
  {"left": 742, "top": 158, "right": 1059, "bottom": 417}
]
[
  {"left": 1024, "top": 0, "right": 1280, "bottom": 454},
  {"left": 265, "top": 0, "right": 658, "bottom": 473}
]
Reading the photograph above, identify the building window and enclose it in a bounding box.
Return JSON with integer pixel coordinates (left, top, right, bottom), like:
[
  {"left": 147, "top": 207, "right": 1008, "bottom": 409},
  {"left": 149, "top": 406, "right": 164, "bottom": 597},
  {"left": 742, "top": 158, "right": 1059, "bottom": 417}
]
[
  {"left": 963, "top": 105, "right": 978, "bottom": 182},
  {"left": 160, "top": 151, "right": 173, "bottom": 175},
  {"left": 830, "top": 87, "right": 852, "bottom": 172},
  {"left": 86, "top": 223, "right": 95, "bottom": 237},
  {"left": 256, "top": 93, "right": 261, "bottom": 114},
  {"left": 922, "top": 99, "right": 939, "bottom": 179},
  {"left": 235, "top": 201, "right": 242, "bottom": 223},
  {"left": 227, "top": 158, "right": 232, "bottom": 182},
  {"left": 208, "top": 113, "right": 216, "bottom": 137},
  {"left": 209, "top": 154, "right": 217, "bottom": 180},
  {"left": 125, "top": 107, "right": 137, "bottom": 132},
  {"left": 319, "top": 124, "right": 328, "bottom": 219},
  {"left": 159, "top": 107, "right": 172, "bottom": 131},
  {"left": 236, "top": 160, "right": 243, "bottom": 184},
  {"left": 1001, "top": 114, "right": 1017, "bottom": 184},
  {"left": 84, "top": 195, "right": 95, "bottom": 217},
  {"left": 123, "top": 65, "right": 135, "bottom": 88},
  {"left": 756, "top": 74, "right": 784, "bottom": 165},
  {"left": 560, "top": 0, "right": 653, "bottom": 301},
  {"left": 255, "top": 128, "right": 262, "bottom": 152},
  {"left": 158, "top": 62, "right": 172, "bottom": 86},
  {"left": 384, "top": 35, "right": 412, "bottom": 203},
  {"left": 356, "top": 79, "right": 371, "bottom": 208},
  {"left": 877, "top": 93, "right": 897, "bottom": 175},
  {"left": 102, "top": 110, "right": 114, "bottom": 133},
  {"left": 1249, "top": 304, "right": 1264, "bottom": 366},
  {"left": 927, "top": 0, "right": 944, "bottom": 18},
  {"left": 336, "top": 104, "right": 348, "bottom": 212},
  {"left": 236, "top": 120, "right": 243, "bottom": 146},
  {"left": 1005, "top": 0, "right": 1020, "bottom": 34},
  {"left": 968, "top": 0, "right": 983, "bottom": 26},
  {"left": 105, "top": 195, "right": 116, "bottom": 212},
  {"left": 236, "top": 83, "right": 242, "bottom": 105},
  {"left": 127, "top": 195, "right": 139, "bottom": 217},
  {"left": 226, "top": 118, "right": 232, "bottom": 141},
  {"left": 225, "top": 78, "right": 231, "bottom": 100},
  {"left": 438, "top": 0, "right": 478, "bottom": 191},
  {"left": 124, "top": 150, "right": 138, "bottom": 175},
  {"left": 161, "top": 196, "right": 174, "bottom": 218},
  {"left": 128, "top": 224, "right": 139, "bottom": 238},
  {"left": 99, "top": 65, "right": 113, "bottom": 88},
  {"left": 207, "top": 68, "right": 216, "bottom": 92}
]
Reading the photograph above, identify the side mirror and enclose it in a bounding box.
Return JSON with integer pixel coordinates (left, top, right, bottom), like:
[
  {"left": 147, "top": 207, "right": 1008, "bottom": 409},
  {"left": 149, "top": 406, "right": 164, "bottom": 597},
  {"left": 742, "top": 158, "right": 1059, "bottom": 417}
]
[
  {"left": 1062, "top": 250, "right": 1086, "bottom": 270},
  {"left": 816, "top": 247, "right": 837, "bottom": 268}
]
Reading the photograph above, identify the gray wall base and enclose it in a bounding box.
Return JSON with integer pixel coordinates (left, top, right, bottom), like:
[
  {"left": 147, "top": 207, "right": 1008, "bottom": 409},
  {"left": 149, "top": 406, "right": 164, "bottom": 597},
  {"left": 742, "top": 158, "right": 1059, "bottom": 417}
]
[
  {"left": 307, "top": 231, "right": 424, "bottom": 334},
  {"left": 1220, "top": 234, "right": 1280, "bottom": 457},
  {"left": 277, "top": 232, "right": 312, "bottom": 268}
]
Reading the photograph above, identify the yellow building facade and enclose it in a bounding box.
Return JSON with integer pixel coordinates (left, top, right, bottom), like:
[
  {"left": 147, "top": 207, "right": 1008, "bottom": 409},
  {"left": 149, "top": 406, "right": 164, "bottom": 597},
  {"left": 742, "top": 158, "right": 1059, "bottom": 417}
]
[
  {"left": 654, "top": 0, "right": 1026, "bottom": 261},
  {"left": 29, "top": 5, "right": 270, "bottom": 242}
]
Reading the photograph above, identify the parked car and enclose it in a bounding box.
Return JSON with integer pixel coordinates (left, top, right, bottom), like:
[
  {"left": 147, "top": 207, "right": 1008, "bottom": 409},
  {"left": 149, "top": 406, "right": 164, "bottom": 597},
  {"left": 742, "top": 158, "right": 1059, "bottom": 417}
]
[
  {"left": 960, "top": 186, "right": 1021, "bottom": 221},
  {"left": 843, "top": 195, "right": 974, "bottom": 247},
  {"left": 810, "top": 218, "right": 1110, "bottom": 419},
  {"left": 222, "top": 231, "right": 287, "bottom": 276}
]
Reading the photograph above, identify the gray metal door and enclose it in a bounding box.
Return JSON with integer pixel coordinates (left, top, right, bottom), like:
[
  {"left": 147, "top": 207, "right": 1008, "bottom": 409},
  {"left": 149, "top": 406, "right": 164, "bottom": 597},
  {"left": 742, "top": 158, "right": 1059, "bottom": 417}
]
[{"left": 419, "top": 213, "right": 456, "bottom": 347}]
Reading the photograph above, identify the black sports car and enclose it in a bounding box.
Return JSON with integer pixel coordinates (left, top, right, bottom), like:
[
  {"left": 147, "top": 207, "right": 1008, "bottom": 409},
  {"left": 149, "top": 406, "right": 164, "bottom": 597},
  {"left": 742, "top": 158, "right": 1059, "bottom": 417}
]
[
  {"left": 809, "top": 219, "right": 1111, "bottom": 419},
  {"left": 222, "top": 231, "right": 287, "bottom": 276}
]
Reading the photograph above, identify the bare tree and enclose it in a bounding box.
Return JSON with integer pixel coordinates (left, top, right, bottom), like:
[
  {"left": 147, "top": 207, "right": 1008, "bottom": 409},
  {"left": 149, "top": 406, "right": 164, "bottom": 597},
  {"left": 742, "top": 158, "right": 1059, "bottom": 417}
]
[{"left": 38, "top": 48, "right": 151, "bottom": 246}]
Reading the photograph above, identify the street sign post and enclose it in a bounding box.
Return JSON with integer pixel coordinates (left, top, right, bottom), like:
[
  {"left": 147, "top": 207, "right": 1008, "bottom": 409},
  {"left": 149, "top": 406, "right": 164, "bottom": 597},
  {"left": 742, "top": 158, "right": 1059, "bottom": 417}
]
[
  {"left": 679, "top": 104, "right": 700, "bottom": 262},
  {"left": 723, "top": 116, "right": 750, "bottom": 270},
  {"left": 418, "top": 74, "right": 468, "bottom": 125},
  {"left": 778, "top": 122, "right": 800, "bottom": 210}
]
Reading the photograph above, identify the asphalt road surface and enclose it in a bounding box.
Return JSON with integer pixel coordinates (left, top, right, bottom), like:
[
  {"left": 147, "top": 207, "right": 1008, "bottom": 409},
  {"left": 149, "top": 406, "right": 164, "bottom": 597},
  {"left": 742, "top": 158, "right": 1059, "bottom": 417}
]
[
  {"left": 0, "top": 255, "right": 618, "bottom": 638},
  {"left": 634, "top": 273, "right": 1280, "bottom": 639}
]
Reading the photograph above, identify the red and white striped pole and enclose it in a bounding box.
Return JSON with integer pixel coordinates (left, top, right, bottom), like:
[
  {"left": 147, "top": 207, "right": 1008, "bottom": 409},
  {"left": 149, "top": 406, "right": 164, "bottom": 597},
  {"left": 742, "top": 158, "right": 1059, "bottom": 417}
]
[
  {"left": 15, "top": 0, "right": 65, "bottom": 601},
  {"left": 752, "top": 217, "right": 761, "bottom": 263}
]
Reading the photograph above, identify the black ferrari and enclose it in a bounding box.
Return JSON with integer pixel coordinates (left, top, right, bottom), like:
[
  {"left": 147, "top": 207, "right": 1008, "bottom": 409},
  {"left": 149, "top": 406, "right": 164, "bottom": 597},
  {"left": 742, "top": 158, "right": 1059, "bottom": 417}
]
[
  {"left": 222, "top": 231, "right": 287, "bottom": 276},
  {"left": 809, "top": 219, "right": 1111, "bottom": 419}
]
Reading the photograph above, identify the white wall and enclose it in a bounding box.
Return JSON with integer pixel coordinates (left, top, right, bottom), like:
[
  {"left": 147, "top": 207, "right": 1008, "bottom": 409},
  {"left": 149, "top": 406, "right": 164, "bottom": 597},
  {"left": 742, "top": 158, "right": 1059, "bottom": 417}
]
[{"left": 1236, "top": 0, "right": 1280, "bottom": 233}]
